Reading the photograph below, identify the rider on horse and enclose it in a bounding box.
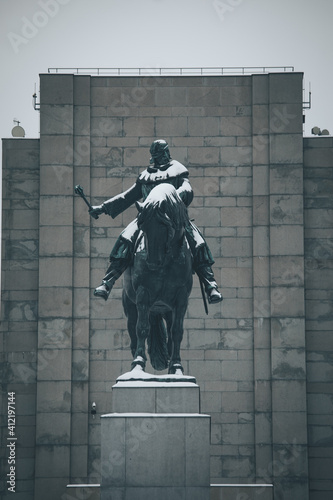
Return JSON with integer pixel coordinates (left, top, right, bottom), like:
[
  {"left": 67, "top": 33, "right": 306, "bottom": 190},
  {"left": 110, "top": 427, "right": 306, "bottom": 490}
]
[{"left": 89, "top": 139, "right": 223, "bottom": 305}]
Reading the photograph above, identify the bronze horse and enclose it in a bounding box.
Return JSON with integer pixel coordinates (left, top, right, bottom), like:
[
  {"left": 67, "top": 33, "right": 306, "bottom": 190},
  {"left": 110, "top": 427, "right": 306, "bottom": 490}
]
[{"left": 122, "top": 184, "right": 193, "bottom": 374}]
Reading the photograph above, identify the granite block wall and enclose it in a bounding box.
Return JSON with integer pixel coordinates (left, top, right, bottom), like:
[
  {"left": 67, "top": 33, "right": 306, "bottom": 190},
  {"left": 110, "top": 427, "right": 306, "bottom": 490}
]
[
  {"left": 1, "top": 138, "right": 40, "bottom": 500},
  {"left": 303, "top": 137, "right": 333, "bottom": 500},
  {"left": 1, "top": 72, "right": 331, "bottom": 500}
]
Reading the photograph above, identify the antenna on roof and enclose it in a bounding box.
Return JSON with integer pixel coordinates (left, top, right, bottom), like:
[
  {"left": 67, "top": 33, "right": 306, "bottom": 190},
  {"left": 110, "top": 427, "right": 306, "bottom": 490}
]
[
  {"left": 33, "top": 82, "right": 40, "bottom": 110},
  {"left": 11, "top": 119, "right": 25, "bottom": 137}
]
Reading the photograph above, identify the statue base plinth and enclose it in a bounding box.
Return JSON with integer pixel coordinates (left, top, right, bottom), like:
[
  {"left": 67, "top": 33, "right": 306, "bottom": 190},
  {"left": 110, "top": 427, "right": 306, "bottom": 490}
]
[{"left": 100, "top": 370, "right": 210, "bottom": 500}]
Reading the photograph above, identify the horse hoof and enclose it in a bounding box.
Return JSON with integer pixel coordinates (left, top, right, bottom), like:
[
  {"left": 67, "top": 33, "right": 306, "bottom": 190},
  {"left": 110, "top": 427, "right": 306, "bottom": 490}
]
[
  {"left": 131, "top": 356, "right": 146, "bottom": 371},
  {"left": 168, "top": 363, "right": 184, "bottom": 375}
]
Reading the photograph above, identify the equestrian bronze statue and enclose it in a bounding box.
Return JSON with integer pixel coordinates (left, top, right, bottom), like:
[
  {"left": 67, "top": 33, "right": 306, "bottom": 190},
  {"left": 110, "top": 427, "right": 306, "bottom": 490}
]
[{"left": 78, "top": 139, "right": 223, "bottom": 373}]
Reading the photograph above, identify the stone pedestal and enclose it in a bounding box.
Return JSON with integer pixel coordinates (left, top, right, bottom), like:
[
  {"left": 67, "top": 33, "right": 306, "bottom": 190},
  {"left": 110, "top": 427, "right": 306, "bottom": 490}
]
[{"left": 100, "top": 371, "right": 211, "bottom": 500}]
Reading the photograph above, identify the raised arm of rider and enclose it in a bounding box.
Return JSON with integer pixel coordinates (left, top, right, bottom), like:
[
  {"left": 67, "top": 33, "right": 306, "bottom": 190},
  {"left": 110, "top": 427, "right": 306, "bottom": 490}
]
[{"left": 102, "top": 182, "right": 143, "bottom": 219}]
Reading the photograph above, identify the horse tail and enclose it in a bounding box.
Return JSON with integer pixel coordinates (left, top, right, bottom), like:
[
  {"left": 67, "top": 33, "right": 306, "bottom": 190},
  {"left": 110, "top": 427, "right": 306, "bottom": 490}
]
[{"left": 148, "top": 313, "right": 169, "bottom": 371}]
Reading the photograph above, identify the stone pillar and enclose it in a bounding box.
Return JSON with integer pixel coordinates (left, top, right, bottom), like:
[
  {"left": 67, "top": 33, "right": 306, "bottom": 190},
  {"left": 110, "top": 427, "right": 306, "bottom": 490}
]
[
  {"left": 100, "top": 378, "right": 211, "bottom": 500},
  {"left": 252, "top": 73, "right": 309, "bottom": 499},
  {"left": 35, "top": 74, "right": 74, "bottom": 499},
  {"left": 252, "top": 74, "right": 274, "bottom": 482},
  {"left": 71, "top": 75, "right": 92, "bottom": 481},
  {"left": 268, "top": 73, "right": 308, "bottom": 500},
  {"left": 303, "top": 136, "right": 333, "bottom": 499}
]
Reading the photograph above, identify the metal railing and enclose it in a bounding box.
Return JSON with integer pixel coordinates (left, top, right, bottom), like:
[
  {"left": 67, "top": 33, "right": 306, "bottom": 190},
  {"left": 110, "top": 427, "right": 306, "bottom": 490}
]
[{"left": 47, "top": 66, "right": 295, "bottom": 76}]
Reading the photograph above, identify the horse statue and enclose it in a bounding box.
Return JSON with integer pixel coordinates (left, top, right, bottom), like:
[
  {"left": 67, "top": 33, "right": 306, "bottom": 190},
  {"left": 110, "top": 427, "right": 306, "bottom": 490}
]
[{"left": 122, "top": 183, "right": 193, "bottom": 375}]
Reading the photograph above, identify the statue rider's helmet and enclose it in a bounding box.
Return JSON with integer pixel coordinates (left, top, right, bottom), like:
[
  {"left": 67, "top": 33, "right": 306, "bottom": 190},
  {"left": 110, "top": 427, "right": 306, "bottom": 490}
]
[{"left": 149, "top": 139, "right": 172, "bottom": 166}]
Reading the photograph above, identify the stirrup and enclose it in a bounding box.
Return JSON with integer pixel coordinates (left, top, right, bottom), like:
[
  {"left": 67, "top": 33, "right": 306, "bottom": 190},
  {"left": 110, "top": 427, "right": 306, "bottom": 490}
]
[
  {"left": 207, "top": 288, "right": 223, "bottom": 304},
  {"left": 94, "top": 283, "right": 111, "bottom": 301}
]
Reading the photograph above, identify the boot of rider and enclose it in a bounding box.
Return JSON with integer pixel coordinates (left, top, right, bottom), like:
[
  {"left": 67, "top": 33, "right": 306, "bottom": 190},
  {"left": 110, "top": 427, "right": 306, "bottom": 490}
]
[
  {"left": 94, "top": 236, "right": 133, "bottom": 301},
  {"left": 195, "top": 265, "right": 223, "bottom": 304},
  {"left": 94, "top": 266, "right": 122, "bottom": 301},
  {"left": 193, "top": 245, "right": 223, "bottom": 304}
]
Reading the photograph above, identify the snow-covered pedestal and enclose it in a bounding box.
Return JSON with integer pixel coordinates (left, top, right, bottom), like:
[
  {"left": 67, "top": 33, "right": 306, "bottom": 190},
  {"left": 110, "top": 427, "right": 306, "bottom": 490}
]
[{"left": 100, "top": 369, "right": 211, "bottom": 500}]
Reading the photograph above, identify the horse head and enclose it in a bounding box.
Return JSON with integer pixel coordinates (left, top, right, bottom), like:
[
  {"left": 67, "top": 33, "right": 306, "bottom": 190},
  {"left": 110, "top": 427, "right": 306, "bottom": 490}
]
[{"left": 136, "top": 184, "right": 187, "bottom": 270}]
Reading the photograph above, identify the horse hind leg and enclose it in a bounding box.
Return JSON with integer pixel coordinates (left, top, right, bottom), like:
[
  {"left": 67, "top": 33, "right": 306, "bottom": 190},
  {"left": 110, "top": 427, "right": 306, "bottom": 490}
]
[
  {"left": 168, "top": 332, "right": 184, "bottom": 374},
  {"left": 168, "top": 322, "right": 185, "bottom": 374},
  {"left": 168, "top": 315, "right": 184, "bottom": 375},
  {"left": 168, "top": 291, "right": 187, "bottom": 375}
]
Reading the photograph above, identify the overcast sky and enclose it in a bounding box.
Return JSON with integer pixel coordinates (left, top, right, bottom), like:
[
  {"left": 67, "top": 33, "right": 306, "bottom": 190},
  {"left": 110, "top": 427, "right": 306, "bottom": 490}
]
[{"left": 1, "top": 0, "right": 332, "bottom": 140}]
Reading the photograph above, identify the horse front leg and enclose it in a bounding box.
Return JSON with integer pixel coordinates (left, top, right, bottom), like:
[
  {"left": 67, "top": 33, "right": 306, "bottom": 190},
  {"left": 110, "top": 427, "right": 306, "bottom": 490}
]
[
  {"left": 168, "top": 316, "right": 184, "bottom": 374},
  {"left": 168, "top": 290, "right": 188, "bottom": 375},
  {"left": 122, "top": 287, "right": 138, "bottom": 359},
  {"left": 131, "top": 286, "right": 150, "bottom": 371}
]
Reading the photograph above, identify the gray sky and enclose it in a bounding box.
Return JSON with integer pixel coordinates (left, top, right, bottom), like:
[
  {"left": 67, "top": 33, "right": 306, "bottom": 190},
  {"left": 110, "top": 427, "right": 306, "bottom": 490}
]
[{"left": 1, "top": 0, "right": 333, "bottom": 139}]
